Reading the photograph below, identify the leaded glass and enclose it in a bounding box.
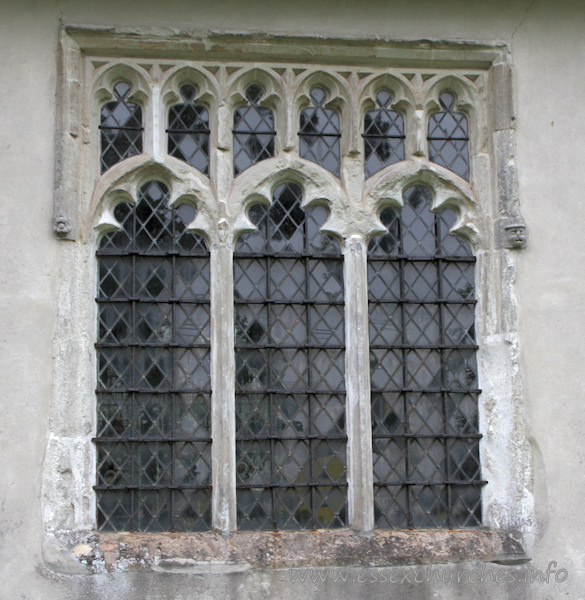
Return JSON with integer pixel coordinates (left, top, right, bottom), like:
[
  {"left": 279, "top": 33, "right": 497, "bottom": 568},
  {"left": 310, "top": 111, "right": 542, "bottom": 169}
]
[
  {"left": 234, "top": 182, "right": 347, "bottom": 530},
  {"left": 100, "top": 81, "right": 143, "bottom": 173},
  {"left": 233, "top": 85, "right": 275, "bottom": 175},
  {"left": 167, "top": 84, "right": 210, "bottom": 174},
  {"left": 96, "top": 180, "right": 211, "bottom": 532},
  {"left": 368, "top": 185, "right": 482, "bottom": 529},
  {"left": 299, "top": 87, "right": 341, "bottom": 176},
  {"left": 363, "top": 90, "right": 405, "bottom": 177},
  {"left": 427, "top": 92, "right": 470, "bottom": 180}
]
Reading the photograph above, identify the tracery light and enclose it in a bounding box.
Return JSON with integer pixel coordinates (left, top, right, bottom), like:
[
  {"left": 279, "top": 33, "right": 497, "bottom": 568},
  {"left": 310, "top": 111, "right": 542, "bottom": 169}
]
[{"left": 100, "top": 81, "right": 143, "bottom": 173}]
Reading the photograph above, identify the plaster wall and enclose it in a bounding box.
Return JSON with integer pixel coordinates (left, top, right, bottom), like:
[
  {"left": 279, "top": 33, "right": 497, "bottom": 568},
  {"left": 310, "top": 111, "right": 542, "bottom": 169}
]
[{"left": 0, "top": 1, "right": 584, "bottom": 598}]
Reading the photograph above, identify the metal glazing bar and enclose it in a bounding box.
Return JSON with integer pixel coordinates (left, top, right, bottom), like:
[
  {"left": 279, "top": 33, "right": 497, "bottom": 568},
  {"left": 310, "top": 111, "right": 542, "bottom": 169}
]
[
  {"left": 94, "top": 437, "right": 212, "bottom": 443},
  {"left": 95, "top": 484, "right": 212, "bottom": 490},
  {"left": 235, "top": 434, "right": 347, "bottom": 442},
  {"left": 97, "top": 388, "right": 212, "bottom": 394},
  {"left": 362, "top": 134, "right": 406, "bottom": 139},
  {"left": 234, "top": 389, "right": 346, "bottom": 395},
  {"left": 371, "top": 433, "right": 481, "bottom": 440},
  {"left": 374, "top": 480, "right": 486, "bottom": 486},
  {"left": 236, "top": 482, "right": 349, "bottom": 490},
  {"left": 367, "top": 255, "right": 475, "bottom": 261}
]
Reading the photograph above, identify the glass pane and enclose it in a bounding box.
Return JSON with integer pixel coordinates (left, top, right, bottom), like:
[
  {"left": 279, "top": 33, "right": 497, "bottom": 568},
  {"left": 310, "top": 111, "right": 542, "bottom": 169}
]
[
  {"left": 368, "top": 184, "right": 481, "bottom": 529},
  {"left": 299, "top": 88, "right": 340, "bottom": 176},
  {"left": 96, "top": 180, "right": 211, "bottom": 532},
  {"left": 100, "top": 82, "right": 143, "bottom": 172},
  {"left": 363, "top": 92, "right": 405, "bottom": 177},
  {"left": 234, "top": 182, "right": 346, "bottom": 530},
  {"left": 427, "top": 92, "right": 470, "bottom": 180},
  {"left": 233, "top": 87, "right": 275, "bottom": 175}
]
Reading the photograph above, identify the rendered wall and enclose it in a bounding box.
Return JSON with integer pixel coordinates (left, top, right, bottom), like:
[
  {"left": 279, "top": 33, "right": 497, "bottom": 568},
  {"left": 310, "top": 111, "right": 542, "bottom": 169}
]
[{"left": 0, "top": 1, "right": 583, "bottom": 598}]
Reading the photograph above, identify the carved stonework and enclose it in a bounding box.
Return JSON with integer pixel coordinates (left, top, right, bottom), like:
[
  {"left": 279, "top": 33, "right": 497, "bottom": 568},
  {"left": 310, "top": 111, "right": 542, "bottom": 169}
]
[
  {"left": 501, "top": 220, "right": 528, "bottom": 250},
  {"left": 46, "top": 28, "right": 534, "bottom": 555},
  {"left": 53, "top": 215, "right": 72, "bottom": 238}
]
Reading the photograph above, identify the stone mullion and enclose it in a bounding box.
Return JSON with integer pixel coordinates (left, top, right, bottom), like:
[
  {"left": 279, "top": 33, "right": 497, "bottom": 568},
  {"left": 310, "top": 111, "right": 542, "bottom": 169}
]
[
  {"left": 341, "top": 84, "right": 374, "bottom": 530},
  {"left": 343, "top": 234, "right": 374, "bottom": 532},
  {"left": 210, "top": 239, "right": 236, "bottom": 533},
  {"left": 150, "top": 76, "right": 162, "bottom": 161},
  {"left": 210, "top": 71, "right": 237, "bottom": 533}
]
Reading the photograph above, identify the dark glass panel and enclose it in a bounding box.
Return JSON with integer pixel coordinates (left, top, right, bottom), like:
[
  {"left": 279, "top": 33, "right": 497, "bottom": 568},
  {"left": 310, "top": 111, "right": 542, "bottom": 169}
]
[
  {"left": 233, "top": 85, "right": 275, "bottom": 175},
  {"left": 234, "top": 183, "right": 347, "bottom": 530},
  {"left": 96, "top": 181, "right": 211, "bottom": 532},
  {"left": 427, "top": 91, "right": 470, "bottom": 180},
  {"left": 167, "top": 86, "right": 210, "bottom": 174},
  {"left": 363, "top": 90, "right": 405, "bottom": 177},
  {"left": 299, "top": 87, "right": 341, "bottom": 176},
  {"left": 100, "top": 81, "right": 143, "bottom": 172},
  {"left": 368, "top": 184, "right": 481, "bottom": 529}
]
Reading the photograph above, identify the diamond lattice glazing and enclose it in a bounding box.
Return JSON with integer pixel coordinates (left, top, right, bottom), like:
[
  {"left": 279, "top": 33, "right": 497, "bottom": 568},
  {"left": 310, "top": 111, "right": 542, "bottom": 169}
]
[
  {"left": 299, "top": 87, "right": 341, "bottom": 176},
  {"left": 427, "top": 92, "right": 470, "bottom": 180},
  {"left": 100, "top": 81, "right": 143, "bottom": 173},
  {"left": 234, "top": 182, "right": 347, "bottom": 530},
  {"left": 368, "top": 184, "right": 482, "bottom": 529},
  {"left": 95, "top": 180, "right": 212, "bottom": 532}
]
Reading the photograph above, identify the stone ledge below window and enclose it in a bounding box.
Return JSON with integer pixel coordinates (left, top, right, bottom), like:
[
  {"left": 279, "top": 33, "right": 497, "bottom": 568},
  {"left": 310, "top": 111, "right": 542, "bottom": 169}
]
[{"left": 46, "top": 528, "right": 528, "bottom": 575}]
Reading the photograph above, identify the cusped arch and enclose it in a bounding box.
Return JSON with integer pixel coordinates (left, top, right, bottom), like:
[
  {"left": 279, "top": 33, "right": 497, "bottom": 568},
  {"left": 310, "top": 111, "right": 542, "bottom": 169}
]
[
  {"left": 363, "top": 159, "right": 485, "bottom": 249},
  {"left": 228, "top": 155, "right": 349, "bottom": 244},
  {"left": 423, "top": 74, "right": 477, "bottom": 120},
  {"left": 161, "top": 65, "right": 221, "bottom": 111},
  {"left": 93, "top": 62, "right": 151, "bottom": 105},
  {"left": 294, "top": 70, "right": 350, "bottom": 112},
  {"left": 227, "top": 67, "right": 286, "bottom": 110},
  {"left": 358, "top": 72, "right": 415, "bottom": 115},
  {"left": 88, "top": 155, "right": 217, "bottom": 244},
  {"left": 294, "top": 70, "right": 353, "bottom": 160},
  {"left": 424, "top": 74, "right": 485, "bottom": 155}
]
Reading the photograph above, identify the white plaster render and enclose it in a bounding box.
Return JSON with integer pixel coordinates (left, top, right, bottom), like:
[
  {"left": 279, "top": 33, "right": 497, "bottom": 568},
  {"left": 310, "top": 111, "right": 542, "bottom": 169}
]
[{"left": 44, "top": 27, "right": 532, "bottom": 568}]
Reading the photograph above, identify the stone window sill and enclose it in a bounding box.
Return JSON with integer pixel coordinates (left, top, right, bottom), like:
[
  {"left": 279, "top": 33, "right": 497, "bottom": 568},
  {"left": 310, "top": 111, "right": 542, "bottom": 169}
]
[{"left": 51, "top": 528, "right": 528, "bottom": 574}]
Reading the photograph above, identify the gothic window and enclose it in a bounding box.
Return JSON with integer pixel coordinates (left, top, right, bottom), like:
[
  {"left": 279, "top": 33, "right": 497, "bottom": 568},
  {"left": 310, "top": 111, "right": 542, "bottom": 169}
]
[
  {"left": 44, "top": 28, "right": 535, "bottom": 550},
  {"left": 427, "top": 92, "right": 470, "bottom": 180},
  {"left": 299, "top": 87, "right": 341, "bottom": 176},
  {"left": 233, "top": 84, "right": 276, "bottom": 175},
  {"left": 363, "top": 90, "right": 405, "bottom": 177},
  {"left": 234, "top": 183, "right": 347, "bottom": 530},
  {"left": 99, "top": 81, "right": 143, "bottom": 173},
  {"left": 167, "top": 84, "right": 210, "bottom": 175},
  {"left": 95, "top": 180, "right": 212, "bottom": 531},
  {"left": 368, "top": 185, "right": 481, "bottom": 528}
]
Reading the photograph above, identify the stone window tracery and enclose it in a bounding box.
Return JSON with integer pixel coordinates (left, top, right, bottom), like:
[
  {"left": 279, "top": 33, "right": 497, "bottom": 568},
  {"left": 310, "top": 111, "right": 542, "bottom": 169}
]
[
  {"left": 48, "top": 30, "right": 531, "bottom": 562},
  {"left": 93, "top": 67, "right": 485, "bottom": 533}
]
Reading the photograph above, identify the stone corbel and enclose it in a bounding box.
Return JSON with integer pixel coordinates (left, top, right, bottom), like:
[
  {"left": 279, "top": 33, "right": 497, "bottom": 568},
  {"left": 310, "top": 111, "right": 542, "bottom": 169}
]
[
  {"left": 53, "top": 215, "right": 73, "bottom": 238},
  {"left": 500, "top": 219, "right": 528, "bottom": 250}
]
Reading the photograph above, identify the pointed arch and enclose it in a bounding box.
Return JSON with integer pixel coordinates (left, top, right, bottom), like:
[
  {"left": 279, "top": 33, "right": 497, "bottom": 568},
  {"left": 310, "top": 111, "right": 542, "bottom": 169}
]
[
  {"left": 227, "top": 155, "right": 349, "bottom": 243},
  {"left": 364, "top": 159, "right": 484, "bottom": 248},
  {"left": 88, "top": 155, "right": 217, "bottom": 243}
]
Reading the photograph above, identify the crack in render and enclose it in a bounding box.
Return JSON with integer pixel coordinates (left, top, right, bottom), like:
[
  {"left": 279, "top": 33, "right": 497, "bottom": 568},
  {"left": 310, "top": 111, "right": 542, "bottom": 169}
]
[{"left": 511, "top": 0, "right": 538, "bottom": 42}]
